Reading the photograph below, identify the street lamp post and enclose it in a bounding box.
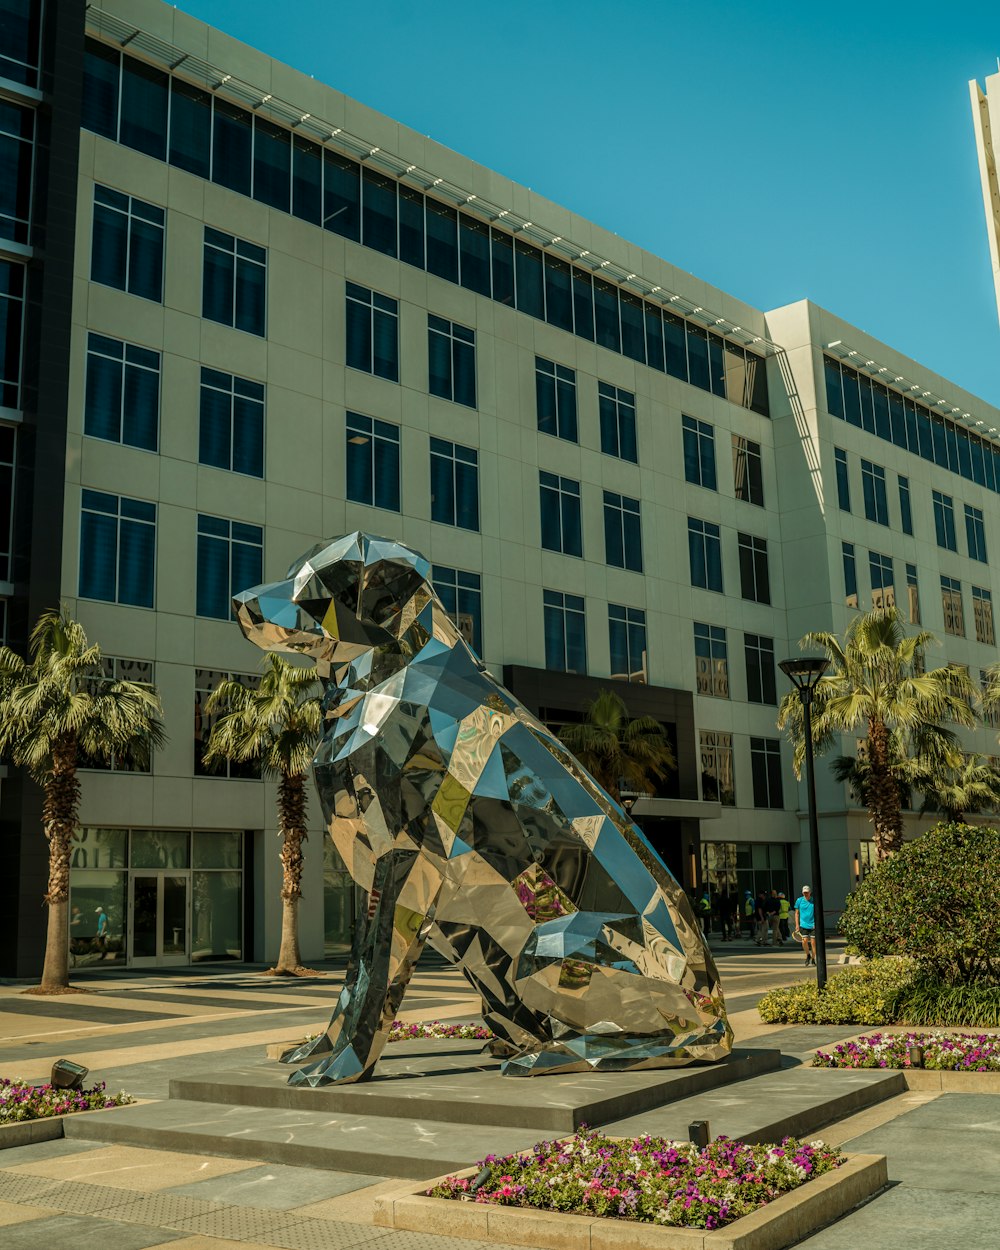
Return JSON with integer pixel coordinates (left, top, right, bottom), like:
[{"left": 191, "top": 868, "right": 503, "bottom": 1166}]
[{"left": 778, "top": 656, "right": 830, "bottom": 990}]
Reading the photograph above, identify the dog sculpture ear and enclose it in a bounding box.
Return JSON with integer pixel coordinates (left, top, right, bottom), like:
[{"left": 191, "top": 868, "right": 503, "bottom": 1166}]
[{"left": 358, "top": 558, "right": 429, "bottom": 633}]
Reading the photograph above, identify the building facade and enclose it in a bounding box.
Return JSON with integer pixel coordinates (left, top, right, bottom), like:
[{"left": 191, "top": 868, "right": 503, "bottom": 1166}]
[{"left": 2, "top": 0, "right": 999, "bottom": 975}]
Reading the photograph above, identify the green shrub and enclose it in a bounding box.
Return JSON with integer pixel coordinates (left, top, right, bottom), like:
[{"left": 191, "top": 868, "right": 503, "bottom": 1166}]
[
  {"left": 840, "top": 822, "right": 1000, "bottom": 985},
  {"left": 756, "top": 958, "right": 916, "bottom": 1025},
  {"left": 894, "top": 979, "right": 1000, "bottom": 1028}
]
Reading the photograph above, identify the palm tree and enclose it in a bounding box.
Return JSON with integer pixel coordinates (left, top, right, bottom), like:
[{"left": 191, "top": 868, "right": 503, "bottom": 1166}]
[
  {"left": 777, "top": 607, "right": 976, "bottom": 859},
  {"left": 913, "top": 750, "right": 1000, "bottom": 823},
  {"left": 204, "top": 654, "right": 321, "bottom": 974},
  {"left": 0, "top": 612, "right": 164, "bottom": 991},
  {"left": 558, "top": 688, "right": 676, "bottom": 805}
]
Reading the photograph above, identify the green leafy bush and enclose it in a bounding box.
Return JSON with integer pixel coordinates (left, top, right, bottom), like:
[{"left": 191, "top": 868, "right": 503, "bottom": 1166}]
[
  {"left": 756, "top": 958, "right": 916, "bottom": 1025},
  {"left": 840, "top": 822, "right": 1000, "bottom": 985},
  {"left": 894, "top": 979, "right": 1000, "bottom": 1028}
]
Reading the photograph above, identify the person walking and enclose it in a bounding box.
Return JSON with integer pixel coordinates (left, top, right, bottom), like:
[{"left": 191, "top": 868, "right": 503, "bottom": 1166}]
[
  {"left": 742, "top": 890, "right": 755, "bottom": 940},
  {"left": 793, "top": 885, "right": 817, "bottom": 966},
  {"left": 754, "top": 890, "right": 768, "bottom": 945},
  {"left": 778, "top": 892, "right": 791, "bottom": 943},
  {"left": 716, "top": 888, "right": 733, "bottom": 941},
  {"left": 696, "top": 889, "right": 712, "bottom": 934}
]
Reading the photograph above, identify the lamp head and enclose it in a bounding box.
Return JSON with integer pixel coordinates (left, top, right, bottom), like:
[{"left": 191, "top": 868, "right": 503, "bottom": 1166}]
[{"left": 778, "top": 656, "right": 829, "bottom": 694}]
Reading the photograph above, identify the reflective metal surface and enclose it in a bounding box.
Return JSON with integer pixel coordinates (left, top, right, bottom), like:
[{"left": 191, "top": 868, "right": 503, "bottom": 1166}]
[{"left": 235, "top": 533, "right": 731, "bottom": 1086}]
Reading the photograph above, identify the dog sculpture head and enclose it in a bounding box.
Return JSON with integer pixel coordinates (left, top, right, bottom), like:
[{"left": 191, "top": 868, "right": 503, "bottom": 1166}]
[{"left": 234, "top": 532, "right": 439, "bottom": 670}]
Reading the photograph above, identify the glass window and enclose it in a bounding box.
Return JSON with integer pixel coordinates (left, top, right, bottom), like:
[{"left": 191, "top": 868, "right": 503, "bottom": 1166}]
[
  {"left": 824, "top": 358, "right": 845, "bottom": 417},
  {"left": 168, "top": 78, "right": 211, "bottom": 178},
  {"left": 193, "top": 830, "right": 243, "bottom": 870},
  {"left": 345, "top": 282, "right": 398, "bottom": 381},
  {"left": 91, "top": 185, "right": 164, "bottom": 302},
  {"left": 973, "top": 586, "right": 995, "bottom": 646},
  {"left": 688, "top": 518, "right": 723, "bottom": 592},
  {"left": 0, "top": 100, "right": 33, "bottom": 245},
  {"left": 324, "top": 150, "right": 360, "bottom": 240},
  {"left": 0, "top": 424, "right": 14, "bottom": 582},
  {"left": 933, "top": 490, "right": 957, "bottom": 552},
  {"left": 428, "top": 315, "right": 476, "bottom": 408},
  {"left": 700, "top": 731, "right": 735, "bottom": 805},
  {"left": 543, "top": 255, "right": 572, "bottom": 332},
  {"left": 941, "top": 575, "right": 964, "bottom": 637},
  {"left": 686, "top": 325, "right": 709, "bottom": 390},
  {"left": 79, "top": 489, "right": 156, "bottom": 608},
  {"left": 599, "top": 383, "right": 637, "bottom": 462},
  {"left": 834, "top": 448, "right": 851, "bottom": 512},
  {"left": 732, "top": 435, "right": 764, "bottom": 506},
  {"left": 543, "top": 589, "right": 586, "bottom": 674},
  {"left": 869, "top": 550, "right": 895, "bottom": 610},
  {"left": 593, "top": 277, "right": 620, "bottom": 351},
  {"left": 79, "top": 657, "right": 155, "bottom": 773},
  {"left": 738, "top": 532, "right": 770, "bottom": 604},
  {"left": 965, "top": 504, "right": 988, "bottom": 563},
  {"left": 361, "top": 167, "right": 397, "bottom": 256},
  {"left": 85, "top": 333, "right": 160, "bottom": 452},
  {"left": 192, "top": 868, "right": 243, "bottom": 962},
  {"left": 744, "top": 633, "right": 776, "bottom": 705},
  {"left": 898, "top": 475, "right": 913, "bottom": 535},
  {"left": 750, "top": 738, "right": 783, "bottom": 809},
  {"left": 254, "top": 118, "right": 291, "bottom": 213},
  {"left": 0, "top": 0, "right": 42, "bottom": 87},
  {"left": 212, "top": 97, "right": 252, "bottom": 196},
  {"left": 540, "top": 471, "right": 583, "bottom": 557},
  {"left": 620, "top": 291, "right": 645, "bottom": 363},
  {"left": 906, "top": 563, "right": 920, "bottom": 624},
  {"left": 861, "top": 459, "right": 889, "bottom": 525},
  {"left": 536, "top": 358, "right": 577, "bottom": 442},
  {"left": 426, "top": 198, "right": 458, "bottom": 282},
  {"left": 432, "top": 564, "right": 482, "bottom": 655},
  {"left": 199, "top": 367, "right": 264, "bottom": 477},
  {"left": 707, "top": 331, "right": 726, "bottom": 396},
  {"left": 196, "top": 515, "right": 263, "bottom": 620},
  {"left": 843, "top": 541, "right": 858, "bottom": 608},
  {"left": 82, "top": 39, "right": 121, "bottom": 139},
  {"left": 346, "top": 411, "right": 400, "bottom": 511},
  {"left": 0, "top": 258, "right": 25, "bottom": 409},
  {"left": 289, "top": 134, "right": 322, "bottom": 224},
  {"left": 572, "top": 268, "right": 594, "bottom": 340},
  {"left": 194, "top": 669, "right": 261, "bottom": 778},
  {"left": 682, "top": 415, "right": 716, "bottom": 489},
  {"left": 399, "top": 185, "right": 425, "bottom": 268},
  {"left": 515, "top": 239, "right": 544, "bottom": 320},
  {"left": 663, "top": 311, "right": 687, "bottom": 380},
  {"left": 603, "top": 490, "right": 642, "bottom": 572},
  {"left": 430, "top": 437, "right": 479, "bottom": 530},
  {"left": 645, "top": 304, "right": 665, "bottom": 373},
  {"left": 459, "top": 215, "right": 491, "bottom": 297},
  {"left": 119, "top": 56, "right": 168, "bottom": 160},
  {"left": 609, "top": 604, "right": 646, "bottom": 683},
  {"left": 202, "top": 227, "right": 266, "bottom": 336},
  {"left": 71, "top": 826, "right": 128, "bottom": 871},
  {"left": 694, "top": 623, "right": 728, "bottom": 698},
  {"left": 491, "top": 230, "right": 515, "bottom": 306}
]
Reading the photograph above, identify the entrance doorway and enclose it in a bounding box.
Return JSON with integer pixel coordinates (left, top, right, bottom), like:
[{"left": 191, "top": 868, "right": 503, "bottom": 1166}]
[{"left": 129, "top": 873, "right": 190, "bottom": 965}]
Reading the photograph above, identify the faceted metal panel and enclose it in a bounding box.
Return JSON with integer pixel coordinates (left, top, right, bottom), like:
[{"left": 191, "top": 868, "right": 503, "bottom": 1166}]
[{"left": 235, "top": 532, "right": 731, "bottom": 1086}]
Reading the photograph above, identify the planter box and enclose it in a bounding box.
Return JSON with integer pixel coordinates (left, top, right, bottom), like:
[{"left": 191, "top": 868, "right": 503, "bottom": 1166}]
[
  {"left": 373, "top": 1152, "right": 888, "bottom": 1250},
  {"left": 0, "top": 1102, "right": 141, "bottom": 1151},
  {"left": 812, "top": 1031, "right": 1000, "bottom": 1091}
]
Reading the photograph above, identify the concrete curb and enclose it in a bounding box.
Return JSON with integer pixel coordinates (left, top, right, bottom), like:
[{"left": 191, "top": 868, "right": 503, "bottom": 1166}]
[
  {"left": 373, "top": 1153, "right": 888, "bottom": 1250},
  {"left": 811, "top": 1031, "right": 1000, "bottom": 1091},
  {"left": 0, "top": 1102, "right": 141, "bottom": 1151}
]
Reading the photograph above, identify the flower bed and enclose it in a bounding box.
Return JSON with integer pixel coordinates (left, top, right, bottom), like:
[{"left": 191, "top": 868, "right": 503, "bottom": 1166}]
[
  {"left": 426, "top": 1128, "right": 843, "bottom": 1231},
  {"left": 0, "top": 1078, "right": 134, "bottom": 1124},
  {"left": 814, "top": 1030, "right": 1000, "bottom": 1071},
  {"left": 388, "top": 1020, "right": 493, "bottom": 1043}
]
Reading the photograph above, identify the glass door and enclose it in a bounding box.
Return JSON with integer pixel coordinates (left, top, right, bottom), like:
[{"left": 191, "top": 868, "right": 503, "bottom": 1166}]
[{"left": 128, "top": 873, "right": 190, "bottom": 965}]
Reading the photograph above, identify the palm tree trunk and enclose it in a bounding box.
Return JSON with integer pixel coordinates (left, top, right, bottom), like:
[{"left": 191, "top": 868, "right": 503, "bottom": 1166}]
[
  {"left": 274, "top": 772, "right": 307, "bottom": 973},
  {"left": 40, "top": 737, "right": 81, "bottom": 991},
  {"left": 867, "top": 718, "right": 903, "bottom": 859}
]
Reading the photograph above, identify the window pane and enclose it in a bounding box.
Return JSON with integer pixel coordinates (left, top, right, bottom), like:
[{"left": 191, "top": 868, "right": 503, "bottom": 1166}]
[
  {"left": 119, "top": 516, "right": 155, "bottom": 607},
  {"left": 291, "top": 136, "right": 322, "bottom": 224},
  {"left": 323, "top": 150, "right": 360, "bottom": 240},
  {"left": 200, "top": 381, "right": 231, "bottom": 470},
  {"left": 543, "top": 255, "right": 572, "bottom": 332},
  {"left": 129, "top": 216, "right": 164, "bottom": 302},
  {"left": 212, "top": 98, "right": 252, "bottom": 196},
  {"left": 398, "top": 185, "right": 425, "bottom": 268},
  {"left": 235, "top": 257, "right": 265, "bottom": 336},
  {"left": 80, "top": 510, "right": 117, "bottom": 601},
  {"left": 120, "top": 56, "right": 168, "bottom": 159},
  {"left": 687, "top": 325, "right": 709, "bottom": 390},
  {"left": 459, "top": 215, "right": 491, "bottom": 296},
  {"left": 663, "top": 312, "right": 686, "bottom": 380},
  {"left": 491, "top": 230, "right": 514, "bottom": 305},
  {"left": 168, "top": 78, "right": 211, "bottom": 178},
  {"left": 123, "top": 358, "right": 159, "bottom": 451},
  {"left": 233, "top": 392, "right": 264, "bottom": 477},
  {"left": 362, "top": 168, "right": 397, "bottom": 256},
  {"left": 593, "top": 277, "right": 620, "bottom": 351},
  {"left": 426, "top": 198, "right": 458, "bottom": 282},
  {"left": 515, "top": 240, "right": 544, "bottom": 319},
  {"left": 85, "top": 350, "right": 122, "bottom": 442},
  {"left": 82, "top": 40, "right": 120, "bottom": 140},
  {"left": 92, "top": 201, "right": 128, "bottom": 290},
  {"left": 620, "top": 292, "right": 645, "bottom": 363},
  {"left": 203, "top": 242, "right": 233, "bottom": 325},
  {"left": 197, "top": 534, "right": 229, "bottom": 618},
  {"left": 253, "top": 118, "right": 291, "bottom": 212},
  {"left": 572, "top": 268, "right": 594, "bottom": 340}
]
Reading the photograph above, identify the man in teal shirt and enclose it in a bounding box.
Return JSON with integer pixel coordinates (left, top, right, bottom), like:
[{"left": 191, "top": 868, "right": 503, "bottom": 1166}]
[{"left": 793, "top": 886, "right": 816, "bottom": 967}]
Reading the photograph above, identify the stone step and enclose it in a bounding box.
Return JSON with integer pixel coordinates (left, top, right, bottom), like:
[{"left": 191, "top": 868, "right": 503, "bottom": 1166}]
[
  {"left": 168, "top": 1044, "right": 782, "bottom": 1133},
  {"left": 63, "top": 1064, "right": 905, "bottom": 1180}
]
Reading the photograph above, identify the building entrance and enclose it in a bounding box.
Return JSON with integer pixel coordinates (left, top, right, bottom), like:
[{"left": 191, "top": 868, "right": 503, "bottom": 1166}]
[{"left": 129, "top": 872, "right": 190, "bottom": 965}]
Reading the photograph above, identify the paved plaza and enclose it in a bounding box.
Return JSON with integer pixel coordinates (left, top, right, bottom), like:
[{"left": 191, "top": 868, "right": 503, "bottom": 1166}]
[{"left": 1, "top": 942, "right": 998, "bottom": 1249}]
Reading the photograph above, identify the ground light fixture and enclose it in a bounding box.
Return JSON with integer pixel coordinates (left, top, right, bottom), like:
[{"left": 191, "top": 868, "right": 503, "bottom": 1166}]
[
  {"left": 51, "top": 1059, "right": 89, "bottom": 1090},
  {"left": 778, "top": 656, "right": 830, "bottom": 990}
]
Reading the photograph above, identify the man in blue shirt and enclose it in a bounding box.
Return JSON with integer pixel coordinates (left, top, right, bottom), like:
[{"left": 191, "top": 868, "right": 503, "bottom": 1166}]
[{"left": 793, "top": 886, "right": 816, "bottom": 967}]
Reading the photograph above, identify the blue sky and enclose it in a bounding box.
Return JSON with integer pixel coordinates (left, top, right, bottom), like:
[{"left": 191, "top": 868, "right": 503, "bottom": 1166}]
[{"left": 181, "top": 1, "right": 1000, "bottom": 407}]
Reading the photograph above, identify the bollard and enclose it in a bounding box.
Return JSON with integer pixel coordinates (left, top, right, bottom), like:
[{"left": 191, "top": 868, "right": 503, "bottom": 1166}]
[
  {"left": 907, "top": 1044, "right": 924, "bottom": 1069},
  {"left": 688, "top": 1120, "right": 711, "bottom": 1148}
]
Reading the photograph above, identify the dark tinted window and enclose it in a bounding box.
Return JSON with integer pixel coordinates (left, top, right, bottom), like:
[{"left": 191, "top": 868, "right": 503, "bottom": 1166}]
[
  {"left": 120, "top": 56, "right": 168, "bottom": 159},
  {"left": 426, "top": 198, "right": 458, "bottom": 282},
  {"left": 515, "top": 239, "right": 544, "bottom": 319},
  {"left": 362, "top": 168, "right": 397, "bottom": 256},
  {"left": 459, "top": 215, "right": 491, "bottom": 296},
  {"left": 212, "top": 98, "right": 252, "bottom": 196},
  {"left": 168, "top": 78, "right": 211, "bottom": 178},
  {"left": 253, "top": 118, "right": 291, "bottom": 213},
  {"left": 399, "top": 185, "right": 425, "bottom": 268},
  {"left": 544, "top": 255, "right": 572, "bottom": 332},
  {"left": 323, "top": 150, "right": 360, "bottom": 240},
  {"left": 292, "top": 136, "right": 322, "bottom": 225},
  {"left": 82, "top": 39, "right": 120, "bottom": 140}
]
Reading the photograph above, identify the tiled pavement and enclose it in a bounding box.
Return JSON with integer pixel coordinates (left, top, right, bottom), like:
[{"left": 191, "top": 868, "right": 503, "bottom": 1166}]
[{"left": 5, "top": 945, "right": 998, "bottom": 1248}]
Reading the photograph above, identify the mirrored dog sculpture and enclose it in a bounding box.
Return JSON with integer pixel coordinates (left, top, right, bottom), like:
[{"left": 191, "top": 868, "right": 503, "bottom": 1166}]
[{"left": 235, "top": 532, "right": 731, "bottom": 1086}]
